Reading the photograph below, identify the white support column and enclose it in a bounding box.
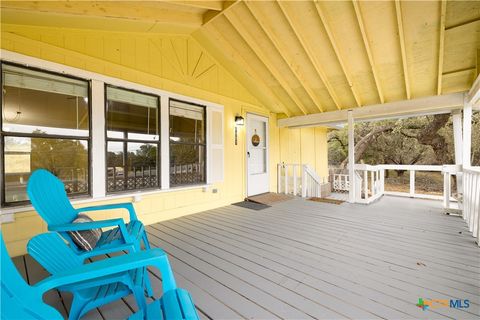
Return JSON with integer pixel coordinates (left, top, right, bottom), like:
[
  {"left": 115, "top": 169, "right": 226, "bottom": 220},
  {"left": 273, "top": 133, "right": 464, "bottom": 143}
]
[
  {"left": 452, "top": 110, "right": 463, "bottom": 194},
  {"left": 348, "top": 111, "right": 356, "bottom": 203},
  {"left": 463, "top": 97, "right": 472, "bottom": 168},
  {"left": 91, "top": 80, "right": 106, "bottom": 198},
  {"left": 160, "top": 95, "right": 170, "bottom": 189}
]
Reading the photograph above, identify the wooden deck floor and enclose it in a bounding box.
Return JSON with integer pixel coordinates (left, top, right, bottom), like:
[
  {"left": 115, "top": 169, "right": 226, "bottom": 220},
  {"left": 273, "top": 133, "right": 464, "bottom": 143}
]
[{"left": 14, "top": 196, "right": 480, "bottom": 319}]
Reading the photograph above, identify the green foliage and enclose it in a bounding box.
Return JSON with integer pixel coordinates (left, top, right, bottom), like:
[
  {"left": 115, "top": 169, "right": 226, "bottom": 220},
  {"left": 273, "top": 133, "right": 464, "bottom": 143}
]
[{"left": 328, "top": 112, "right": 480, "bottom": 166}]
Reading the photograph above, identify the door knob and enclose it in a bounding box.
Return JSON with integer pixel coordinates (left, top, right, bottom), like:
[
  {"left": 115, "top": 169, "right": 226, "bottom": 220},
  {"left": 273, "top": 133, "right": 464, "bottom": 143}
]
[{"left": 247, "top": 151, "right": 250, "bottom": 158}]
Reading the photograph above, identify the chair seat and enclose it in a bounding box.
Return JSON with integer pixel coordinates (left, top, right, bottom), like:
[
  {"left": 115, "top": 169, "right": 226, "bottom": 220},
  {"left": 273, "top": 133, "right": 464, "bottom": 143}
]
[
  {"left": 129, "top": 288, "right": 199, "bottom": 320},
  {"left": 98, "top": 220, "right": 145, "bottom": 249}
]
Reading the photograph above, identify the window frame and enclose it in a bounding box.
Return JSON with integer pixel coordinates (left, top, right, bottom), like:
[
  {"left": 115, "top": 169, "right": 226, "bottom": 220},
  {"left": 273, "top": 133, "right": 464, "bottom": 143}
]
[
  {"left": 104, "top": 84, "right": 161, "bottom": 194},
  {"left": 0, "top": 61, "right": 93, "bottom": 207},
  {"left": 0, "top": 51, "right": 225, "bottom": 212},
  {"left": 168, "top": 98, "right": 207, "bottom": 188}
]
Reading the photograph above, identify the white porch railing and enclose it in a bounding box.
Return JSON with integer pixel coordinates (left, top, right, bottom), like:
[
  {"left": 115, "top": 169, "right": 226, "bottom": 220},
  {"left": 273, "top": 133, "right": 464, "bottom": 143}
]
[
  {"left": 337, "top": 164, "right": 461, "bottom": 206},
  {"left": 333, "top": 174, "right": 350, "bottom": 191},
  {"left": 277, "top": 163, "right": 323, "bottom": 198},
  {"left": 354, "top": 164, "right": 384, "bottom": 204},
  {"left": 463, "top": 166, "right": 480, "bottom": 244}
]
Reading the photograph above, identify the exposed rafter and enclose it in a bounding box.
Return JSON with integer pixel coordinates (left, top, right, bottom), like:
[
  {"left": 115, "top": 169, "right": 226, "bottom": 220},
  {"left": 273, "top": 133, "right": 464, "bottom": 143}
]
[
  {"left": 200, "top": 26, "right": 292, "bottom": 116},
  {"left": 203, "top": 0, "right": 240, "bottom": 26},
  {"left": 224, "top": 9, "right": 308, "bottom": 115},
  {"left": 394, "top": 0, "right": 411, "bottom": 100},
  {"left": 437, "top": 0, "right": 447, "bottom": 95},
  {"left": 165, "top": 1, "right": 223, "bottom": 11},
  {"left": 245, "top": 2, "right": 324, "bottom": 113},
  {"left": 445, "top": 17, "right": 480, "bottom": 30},
  {"left": 352, "top": 0, "right": 384, "bottom": 104},
  {"left": 277, "top": 0, "right": 342, "bottom": 110},
  {"left": 313, "top": 1, "right": 362, "bottom": 107}
]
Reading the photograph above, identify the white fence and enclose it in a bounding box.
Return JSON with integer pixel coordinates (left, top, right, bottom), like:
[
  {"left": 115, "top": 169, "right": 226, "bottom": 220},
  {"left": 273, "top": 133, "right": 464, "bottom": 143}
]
[
  {"left": 333, "top": 174, "right": 349, "bottom": 191},
  {"left": 277, "top": 163, "right": 324, "bottom": 198},
  {"left": 336, "top": 164, "right": 461, "bottom": 205},
  {"left": 463, "top": 167, "right": 480, "bottom": 245},
  {"left": 354, "top": 164, "right": 384, "bottom": 204}
]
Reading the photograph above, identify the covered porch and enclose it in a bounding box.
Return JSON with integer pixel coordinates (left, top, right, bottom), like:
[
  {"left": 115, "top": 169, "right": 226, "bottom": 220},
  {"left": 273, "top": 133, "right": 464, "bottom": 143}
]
[{"left": 16, "top": 196, "right": 480, "bottom": 319}]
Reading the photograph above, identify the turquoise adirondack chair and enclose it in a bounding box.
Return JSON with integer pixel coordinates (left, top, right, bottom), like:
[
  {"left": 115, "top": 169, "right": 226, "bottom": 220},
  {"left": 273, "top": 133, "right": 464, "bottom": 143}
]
[
  {"left": 27, "top": 169, "right": 150, "bottom": 256},
  {"left": 28, "top": 232, "right": 147, "bottom": 320},
  {"left": 1, "top": 232, "right": 199, "bottom": 320},
  {"left": 26, "top": 169, "right": 153, "bottom": 295}
]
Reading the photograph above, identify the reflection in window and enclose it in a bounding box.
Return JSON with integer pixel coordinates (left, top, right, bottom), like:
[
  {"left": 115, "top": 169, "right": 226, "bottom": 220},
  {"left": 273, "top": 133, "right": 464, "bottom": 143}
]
[
  {"left": 1, "top": 64, "right": 90, "bottom": 205},
  {"left": 169, "top": 100, "right": 206, "bottom": 187},
  {"left": 106, "top": 86, "right": 160, "bottom": 193}
]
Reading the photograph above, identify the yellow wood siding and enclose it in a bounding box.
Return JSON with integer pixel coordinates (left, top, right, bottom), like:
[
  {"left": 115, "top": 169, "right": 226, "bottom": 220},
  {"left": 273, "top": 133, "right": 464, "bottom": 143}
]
[{"left": 0, "top": 25, "right": 328, "bottom": 256}]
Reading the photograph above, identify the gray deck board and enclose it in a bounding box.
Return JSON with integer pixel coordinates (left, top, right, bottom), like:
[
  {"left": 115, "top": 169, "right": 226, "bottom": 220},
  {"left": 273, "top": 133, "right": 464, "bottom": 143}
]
[{"left": 17, "top": 196, "right": 480, "bottom": 319}]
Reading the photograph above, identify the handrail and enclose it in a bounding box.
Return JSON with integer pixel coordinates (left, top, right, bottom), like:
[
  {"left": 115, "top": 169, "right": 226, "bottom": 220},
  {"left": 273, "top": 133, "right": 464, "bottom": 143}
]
[{"left": 277, "top": 163, "right": 325, "bottom": 198}]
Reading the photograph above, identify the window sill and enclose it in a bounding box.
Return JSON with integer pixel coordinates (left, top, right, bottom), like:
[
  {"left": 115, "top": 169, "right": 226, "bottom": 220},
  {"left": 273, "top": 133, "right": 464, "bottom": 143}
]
[{"left": 0, "top": 183, "right": 213, "bottom": 223}]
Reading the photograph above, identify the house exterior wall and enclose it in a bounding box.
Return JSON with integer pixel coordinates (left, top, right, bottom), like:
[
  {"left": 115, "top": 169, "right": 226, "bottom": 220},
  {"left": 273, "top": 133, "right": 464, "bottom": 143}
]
[{"left": 0, "top": 25, "right": 328, "bottom": 256}]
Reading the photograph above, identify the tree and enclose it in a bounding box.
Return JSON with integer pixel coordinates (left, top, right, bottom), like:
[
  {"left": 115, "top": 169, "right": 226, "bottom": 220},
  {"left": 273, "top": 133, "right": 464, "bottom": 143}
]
[{"left": 328, "top": 113, "right": 480, "bottom": 168}]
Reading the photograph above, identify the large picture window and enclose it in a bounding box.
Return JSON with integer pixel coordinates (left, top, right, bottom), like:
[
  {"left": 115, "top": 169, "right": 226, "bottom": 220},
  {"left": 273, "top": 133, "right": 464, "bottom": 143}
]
[
  {"left": 169, "top": 99, "right": 206, "bottom": 187},
  {"left": 1, "top": 63, "right": 90, "bottom": 205},
  {"left": 106, "top": 86, "right": 160, "bottom": 193}
]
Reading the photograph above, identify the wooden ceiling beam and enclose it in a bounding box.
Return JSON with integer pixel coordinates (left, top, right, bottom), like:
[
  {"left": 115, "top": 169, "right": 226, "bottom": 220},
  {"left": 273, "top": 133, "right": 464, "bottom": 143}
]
[
  {"left": 200, "top": 26, "right": 292, "bottom": 116},
  {"left": 203, "top": 0, "right": 240, "bottom": 26},
  {"left": 165, "top": 1, "right": 223, "bottom": 11},
  {"left": 437, "top": 0, "right": 447, "bottom": 96},
  {"left": 224, "top": 9, "right": 309, "bottom": 115},
  {"left": 278, "top": 92, "right": 465, "bottom": 128},
  {"left": 277, "top": 0, "right": 342, "bottom": 110},
  {"left": 394, "top": 0, "right": 411, "bottom": 100},
  {"left": 313, "top": 2, "right": 362, "bottom": 107},
  {"left": 245, "top": 2, "right": 324, "bottom": 113},
  {"left": 352, "top": 0, "right": 385, "bottom": 104}
]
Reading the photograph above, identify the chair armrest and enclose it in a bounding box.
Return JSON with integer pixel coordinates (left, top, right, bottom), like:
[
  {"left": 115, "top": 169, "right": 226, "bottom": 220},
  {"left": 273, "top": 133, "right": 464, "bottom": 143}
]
[
  {"left": 49, "top": 219, "right": 132, "bottom": 244},
  {"left": 77, "top": 243, "right": 136, "bottom": 260},
  {"left": 34, "top": 248, "right": 176, "bottom": 294},
  {"left": 76, "top": 202, "right": 138, "bottom": 221},
  {"left": 49, "top": 218, "right": 125, "bottom": 232}
]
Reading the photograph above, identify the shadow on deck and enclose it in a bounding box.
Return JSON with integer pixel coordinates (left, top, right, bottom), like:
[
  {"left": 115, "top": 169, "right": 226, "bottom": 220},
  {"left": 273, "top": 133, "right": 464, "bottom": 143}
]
[{"left": 15, "top": 196, "right": 480, "bottom": 319}]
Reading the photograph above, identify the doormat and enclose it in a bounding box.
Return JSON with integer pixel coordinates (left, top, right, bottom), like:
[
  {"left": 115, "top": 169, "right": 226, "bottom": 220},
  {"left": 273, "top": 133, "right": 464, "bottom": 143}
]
[
  {"left": 246, "top": 192, "right": 294, "bottom": 205},
  {"left": 308, "top": 197, "right": 345, "bottom": 205},
  {"left": 232, "top": 201, "right": 271, "bottom": 211}
]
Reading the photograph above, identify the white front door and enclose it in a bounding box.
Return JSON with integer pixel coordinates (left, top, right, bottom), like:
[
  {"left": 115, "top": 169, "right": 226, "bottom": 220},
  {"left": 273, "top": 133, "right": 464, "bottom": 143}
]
[{"left": 246, "top": 113, "right": 269, "bottom": 196}]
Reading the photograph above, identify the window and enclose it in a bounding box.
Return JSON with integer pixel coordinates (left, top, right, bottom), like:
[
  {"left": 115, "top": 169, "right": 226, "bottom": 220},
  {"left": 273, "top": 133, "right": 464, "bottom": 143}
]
[
  {"left": 169, "top": 99, "right": 206, "bottom": 187},
  {"left": 105, "top": 86, "right": 160, "bottom": 193},
  {"left": 1, "top": 63, "right": 90, "bottom": 205}
]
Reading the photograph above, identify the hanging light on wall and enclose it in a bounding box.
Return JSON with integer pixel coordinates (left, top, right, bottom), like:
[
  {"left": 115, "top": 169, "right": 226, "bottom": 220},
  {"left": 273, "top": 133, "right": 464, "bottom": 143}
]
[{"left": 234, "top": 114, "right": 244, "bottom": 145}]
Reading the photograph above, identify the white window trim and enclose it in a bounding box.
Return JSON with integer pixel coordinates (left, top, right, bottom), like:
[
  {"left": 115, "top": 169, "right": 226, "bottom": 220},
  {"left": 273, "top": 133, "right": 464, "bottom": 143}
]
[{"left": 0, "top": 49, "right": 224, "bottom": 214}]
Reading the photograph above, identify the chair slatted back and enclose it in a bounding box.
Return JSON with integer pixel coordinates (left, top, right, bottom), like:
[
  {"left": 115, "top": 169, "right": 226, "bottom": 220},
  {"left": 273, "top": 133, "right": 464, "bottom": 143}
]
[
  {"left": 27, "top": 169, "right": 78, "bottom": 226},
  {"left": 27, "top": 233, "right": 84, "bottom": 274},
  {"left": 0, "top": 233, "right": 62, "bottom": 320}
]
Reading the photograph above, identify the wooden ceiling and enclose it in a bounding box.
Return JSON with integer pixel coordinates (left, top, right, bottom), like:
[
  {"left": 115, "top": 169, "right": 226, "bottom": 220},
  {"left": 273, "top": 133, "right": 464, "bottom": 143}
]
[{"left": 1, "top": 0, "right": 479, "bottom": 116}]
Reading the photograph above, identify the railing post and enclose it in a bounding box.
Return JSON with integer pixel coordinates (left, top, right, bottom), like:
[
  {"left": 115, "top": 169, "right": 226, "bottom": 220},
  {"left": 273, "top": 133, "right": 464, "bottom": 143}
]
[
  {"left": 371, "top": 170, "right": 375, "bottom": 196},
  {"left": 277, "top": 164, "right": 281, "bottom": 194},
  {"left": 443, "top": 171, "right": 451, "bottom": 209},
  {"left": 464, "top": 171, "right": 470, "bottom": 222},
  {"left": 409, "top": 170, "right": 415, "bottom": 197},
  {"left": 285, "top": 165, "right": 289, "bottom": 195},
  {"left": 380, "top": 169, "right": 385, "bottom": 194},
  {"left": 471, "top": 173, "right": 479, "bottom": 236},
  {"left": 293, "top": 165, "right": 298, "bottom": 196},
  {"left": 363, "top": 170, "right": 368, "bottom": 200},
  {"left": 301, "top": 165, "right": 307, "bottom": 198}
]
